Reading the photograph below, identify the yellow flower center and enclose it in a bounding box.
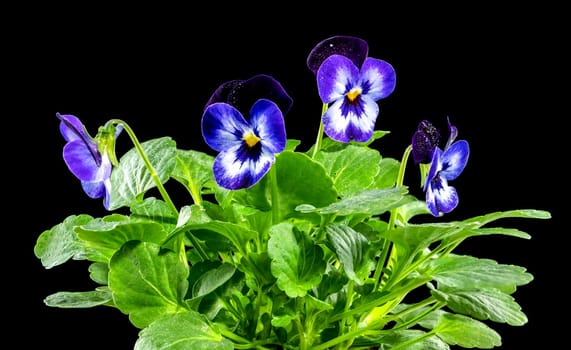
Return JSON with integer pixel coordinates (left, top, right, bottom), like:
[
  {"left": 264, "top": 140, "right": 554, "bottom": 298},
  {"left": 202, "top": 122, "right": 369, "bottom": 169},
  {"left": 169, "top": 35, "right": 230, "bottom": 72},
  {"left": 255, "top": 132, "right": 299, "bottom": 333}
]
[
  {"left": 346, "top": 87, "right": 362, "bottom": 102},
  {"left": 243, "top": 131, "right": 261, "bottom": 148}
]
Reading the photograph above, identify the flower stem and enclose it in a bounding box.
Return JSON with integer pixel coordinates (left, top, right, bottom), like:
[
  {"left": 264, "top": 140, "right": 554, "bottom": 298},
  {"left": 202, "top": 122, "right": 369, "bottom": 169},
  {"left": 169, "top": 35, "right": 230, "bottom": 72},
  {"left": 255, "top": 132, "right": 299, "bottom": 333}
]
[
  {"left": 373, "top": 145, "right": 412, "bottom": 290},
  {"left": 269, "top": 164, "right": 280, "bottom": 224},
  {"left": 108, "top": 119, "right": 177, "bottom": 214},
  {"left": 311, "top": 103, "right": 328, "bottom": 159}
]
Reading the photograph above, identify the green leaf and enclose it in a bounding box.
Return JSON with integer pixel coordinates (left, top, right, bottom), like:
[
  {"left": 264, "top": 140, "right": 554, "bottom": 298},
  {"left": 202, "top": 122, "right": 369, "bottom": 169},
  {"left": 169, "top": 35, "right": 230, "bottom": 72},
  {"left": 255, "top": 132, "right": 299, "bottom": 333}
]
[
  {"left": 75, "top": 219, "right": 169, "bottom": 263},
  {"left": 109, "top": 241, "right": 189, "bottom": 328},
  {"left": 384, "top": 222, "right": 478, "bottom": 258},
  {"left": 326, "top": 223, "right": 373, "bottom": 285},
  {"left": 431, "top": 287, "right": 528, "bottom": 326},
  {"left": 363, "top": 329, "right": 448, "bottom": 350},
  {"left": 297, "top": 187, "right": 409, "bottom": 216},
  {"left": 274, "top": 151, "right": 337, "bottom": 220},
  {"left": 109, "top": 137, "right": 177, "bottom": 210},
  {"left": 315, "top": 144, "right": 381, "bottom": 197},
  {"left": 191, "top": 263, "right": 236, "bottom": 299},
  {"left": 268, "top": 222, "right": 325, "bottom": 297},
  {"left": 463, "top": 209, "right": 551, "bottom": 225},
  {"left": 44, "top": 287, "right": 113, "bottom": 308},
  {"left": 134, "top": 311, "right": 233, "bottom": 350},
  {"left": 184, "top": 220, "right": 257, "bottom": 255},
  {"left": 372, "top": 157, "right": 400, "bottom": 189},
  {"left": 172, "top": 149, "right": 215, "bottom": 192},
  {"left": 130, "top": 197, "right": 179, "bottom": 227},
  {"left": 89, "top": 262, "right": 110, "bottom": 284},
  {"left": 34, "top": 214, "right": 93, "bottom": 269},
  {"left": 428, "top": 254, "right": 533, "bottom": 293},
  {"left": 433, "top": 313, "right": 501, "bottom": 348}
]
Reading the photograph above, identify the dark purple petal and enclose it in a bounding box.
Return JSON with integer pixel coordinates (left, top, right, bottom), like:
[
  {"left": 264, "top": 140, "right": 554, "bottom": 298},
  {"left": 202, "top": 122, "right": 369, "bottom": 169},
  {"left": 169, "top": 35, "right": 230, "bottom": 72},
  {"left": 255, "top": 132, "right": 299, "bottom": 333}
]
[
  {"left": 202, "top": 103, "right": 250, "bottom": 152},
  {"left": 317, "top": 55, "right": 360, "bottom": 104},
  {"left": 412, "top": 120, "right": 441, "bottom": 164},
  {"left": 307, "top": 35, "right": 369, "bottom": 76},
  {"left": 360, "top": 57, "right": 396, "bottom": 100},
  {"left": 440, "top": 140, "right": 469, "bottom": 181},
  {"left": 249, "top": 99, "right": 286, "bottom": 154},
  {"left": 205, "top": 74, "right": 293, "bottom": 116}
]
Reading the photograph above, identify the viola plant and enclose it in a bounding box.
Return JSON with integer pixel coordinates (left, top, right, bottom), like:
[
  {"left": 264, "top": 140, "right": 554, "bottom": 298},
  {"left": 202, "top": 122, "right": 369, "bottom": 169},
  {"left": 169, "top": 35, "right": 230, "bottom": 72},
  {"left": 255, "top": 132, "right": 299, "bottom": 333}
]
[{"left": 35, "top": 36, "right": 550, "bottom": 350}]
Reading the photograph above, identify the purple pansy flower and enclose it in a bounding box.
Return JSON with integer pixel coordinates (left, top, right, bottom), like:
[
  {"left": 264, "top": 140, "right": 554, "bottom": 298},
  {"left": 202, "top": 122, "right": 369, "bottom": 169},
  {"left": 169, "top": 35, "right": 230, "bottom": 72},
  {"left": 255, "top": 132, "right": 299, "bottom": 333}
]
[
  {"left": 201, "top": 99, "right": 286, "bottom": 190},
  {"left": 202, "top": 75, "right": 291, "bottom": 190},
  {"left": 421, "top": 119, "right": 469, "bottom": 217},
  {"left": 309, "top": 36, "right": 396, "bottom": 143},
  {"left": 57, "top": 113, "right": 122, "bottom": 209}
]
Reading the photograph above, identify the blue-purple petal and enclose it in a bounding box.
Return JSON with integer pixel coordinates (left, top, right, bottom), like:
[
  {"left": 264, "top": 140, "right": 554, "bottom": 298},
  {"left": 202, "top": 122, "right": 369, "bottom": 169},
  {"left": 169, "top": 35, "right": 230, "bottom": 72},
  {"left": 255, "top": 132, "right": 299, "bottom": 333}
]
[
  {"left": 213, "top": 146, "right": 274, "bottom": 190},
  {"left": 57, "top": 113, "right": 88, "bottom": 142},
  {"left": 81, "top": 180, "right": 106, "bottom": 199},
  {"left": 202, "top": 103, "right": 250, "bottom": 152},
  {"left": 317, "top": 55, "right": 360, "bottom": 104},
  {"left": 426, "top": 177, "right": 459, "bottom": 217},
  {"left": 62, "top": 141, "right": 108, "bottom": 182},
  {"left": 249, "top": 99, "right": 286, "bottom": 153},
  {"left": 81, "top": 178, "right": 113, "bottom": 210},
  {"left": 440, "top": 140, "right": 470, "bottom": 181},
  {"left": 445, "top": 117, "right": 458, "bottom": 149},
  {"left": 307, "top": 35, "right": 369, "bottom": 76},
  {"left": 322, "top": 96, "right": 378, "bottom": 142},
  {"left": 205, "top": 74, "right": 293, "bottom": 116},
  {"left": 359, "top": 58, "right": 396, "bottom": 100},
  {"left": 424, "top": 147, "right": 443, "bottom": 192}
]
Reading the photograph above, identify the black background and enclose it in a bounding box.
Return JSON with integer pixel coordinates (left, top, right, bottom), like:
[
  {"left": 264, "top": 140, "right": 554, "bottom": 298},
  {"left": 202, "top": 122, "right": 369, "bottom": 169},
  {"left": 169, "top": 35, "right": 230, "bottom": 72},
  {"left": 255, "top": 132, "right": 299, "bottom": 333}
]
[{"left": 12, "top": 6, "right": 563, "bottom": 349}]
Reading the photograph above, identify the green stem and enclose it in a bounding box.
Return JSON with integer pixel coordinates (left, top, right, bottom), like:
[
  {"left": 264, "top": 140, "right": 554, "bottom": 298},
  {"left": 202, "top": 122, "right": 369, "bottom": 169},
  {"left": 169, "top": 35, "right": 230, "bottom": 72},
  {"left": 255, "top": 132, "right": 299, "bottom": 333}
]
[
  {"left": 269, "top": 164, "right": 280, "bottom": 224},
  {"left": 337, "top": 281, "right": 356, "bottom": 349},
  {"left": 373, "top": 145, "right": 412, "bottom": 290},
  {"left": 108, "top": 119, "right": 177, "bottom": 214},
  {"left": 311, "top": 103, "right": 328, "bottom": 159},
  {"left": 295, "top": 298, "right": 308, "bottom": 350},
  {"left": 218, "top": 327, "right": 276, "bottom": 349}
]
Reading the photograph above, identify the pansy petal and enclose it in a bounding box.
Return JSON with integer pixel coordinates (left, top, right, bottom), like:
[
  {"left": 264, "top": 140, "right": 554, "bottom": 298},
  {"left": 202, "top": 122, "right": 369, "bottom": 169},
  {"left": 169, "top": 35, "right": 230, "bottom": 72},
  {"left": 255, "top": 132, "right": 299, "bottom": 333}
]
[
  {"left": 249, "top": 99, "right": 286, "bottom": 154},
  {"left": 317, "top": 55, "right": 360, "bottom": 104},
  {"left": 213, "top": 145, "right": 274, "bottom": 190},
  {"left": 307, "top": 35, "right": 369, "bottom": 76},
  {"left": 63, "top": 141, "right": 109, "bottom": 182},
  {"left": 81, "top": 180, "right": 106, "bottom": 199},
  {"left": 426, "top": 176, "right": 459, "bottom": 216},
  {"left": 424, "top": 147, "right": 443, "bottom": 192},
  {"left": 445, "top": 117, "right": 458, "bottom": 148},
  {"left": 57, "top": 113, "right": 92, "bottom": 142},
  {"left": 205, "top": 74, "right": 293, "bottom": 115},
  {"left": 412, "top": 120, "right": 441, "bottom": 164},
  {"left": 440, "top": 140, "right": 470, "bottom": 181},
  {"left": 360, "top": 57, "right": 397, "bottom": 101},
  {"left": 323, "top": 95, "right": 378, "bottom": 143},
  {"left": 204, "top": 80, "right": 242, "bottom": 108},
  {"left": 102, "top": 179, "right": 113, "bottom": 210},
  {"left": 202, "top": 103, "right": 250, "bottom": 152},
  {"left": 81, "top": 178, "right": 113, "bottom": 210}
]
